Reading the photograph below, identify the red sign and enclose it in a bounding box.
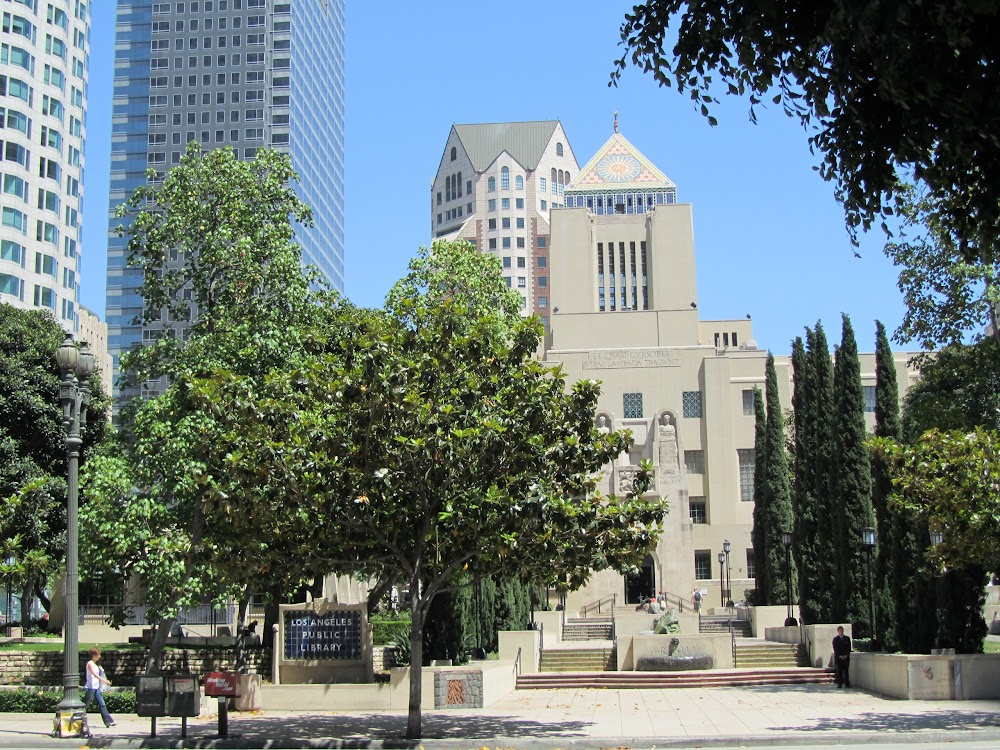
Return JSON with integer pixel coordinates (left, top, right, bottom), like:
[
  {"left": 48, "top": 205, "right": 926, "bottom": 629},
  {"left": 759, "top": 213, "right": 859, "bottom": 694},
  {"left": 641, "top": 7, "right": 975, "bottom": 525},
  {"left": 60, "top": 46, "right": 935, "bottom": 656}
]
[{"left": 203, "top": 672, "right": 238, "bottom": 697}]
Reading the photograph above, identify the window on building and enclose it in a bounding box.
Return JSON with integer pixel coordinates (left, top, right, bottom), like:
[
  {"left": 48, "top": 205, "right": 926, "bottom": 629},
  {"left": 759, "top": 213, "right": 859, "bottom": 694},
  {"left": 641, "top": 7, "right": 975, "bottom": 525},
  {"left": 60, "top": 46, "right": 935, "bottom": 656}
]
[
  {"left": 502, "top": 237, "right": 511, "bottom": 249},
  {"left": 623, "top": 392, "right": 643, "bottom": 419},
  {"left": 689, "top": 497, "right": 707, "bottom": 524},
  {"left": 541, "top": 200, "right": 547, "bottom": 211},
  {"left": 502, "top": 257, "right": 511, "bottom": 268},
  {"left": 502, "top": 198, "right": 510, "bottom": 210},
  {"left": 488, "top": 238, "right": 497, "bottom": 249},
  {"left": 863, "top": 384, "right": 876, "bottom": 413},
  {"left": 538, "top": 296, "right": 547, "bottom": 308},
  {"left": 488, "top": 199, "right": 496, "bottom": 212},
  {"left": 450, "top": 146, "right": 456, "bottom": 161},
  {"left": 516, "top": 257, "right": 526, "bottom": 268},
  {"left": 684, "top": 450, "right": 705, "bottom": 475},
  {"left": 742, "top": 389, "right": 756, "bottom": 416},
  {"left": 694, "top": 550, "right": 712, "bottom": 580},
  {"left": 515, "top": 175, "right": 523, "bottom": 190},
  {"left": 538, "top": 277, "right": 547, "bottom": 287},
  {"left": 738, "top": 448, "right": 755, "bottom": 501},
  {"left": 540, "top": 177, "right": 547, "bottom": 192},
  {"left": 500, "top": 166, "right": 509, "bottom": 190},
  {"left": 501, "top": 217, "right": 510, "bottom": 229},
  {"left": 682, "top": 391, "right": 704, "bottom": 418},
  {"left": 488, "top": 177, "right": 496, "bottom": 192},
  {"left": 488, "top": 219, "right": 497, "bottom": 230},
  {"left": 517, "top": 277, "right": 526, "bottom": 288},
  {"left": 556, "top": 142, "right": 564, "bottom": 157},
  {"left": 516, "top": 198, "right": 524, "bottom": 209},
  {"left": 537, "top": 238, "right": 547, "bottom": 250},
  {"left": 746, "top": 549, "right": 756, "bottom": 579}
]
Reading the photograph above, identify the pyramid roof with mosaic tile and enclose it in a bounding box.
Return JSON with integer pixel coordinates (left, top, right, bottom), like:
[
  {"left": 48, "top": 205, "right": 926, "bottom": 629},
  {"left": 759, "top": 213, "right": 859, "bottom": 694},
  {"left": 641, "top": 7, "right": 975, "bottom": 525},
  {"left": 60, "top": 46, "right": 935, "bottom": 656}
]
[{"left": 567, "top": 129, "right": 676, "bottom": 195}]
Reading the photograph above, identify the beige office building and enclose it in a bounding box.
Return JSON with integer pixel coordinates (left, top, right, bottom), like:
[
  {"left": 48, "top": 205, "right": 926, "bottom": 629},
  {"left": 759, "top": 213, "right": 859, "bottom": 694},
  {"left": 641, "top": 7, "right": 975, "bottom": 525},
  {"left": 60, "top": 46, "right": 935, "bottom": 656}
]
[
  {"left": 431, "top": 121, "right": 580, "bottom": 320},
  {"left": 544, "top": 128, "right": 919, "bottom": 611}
]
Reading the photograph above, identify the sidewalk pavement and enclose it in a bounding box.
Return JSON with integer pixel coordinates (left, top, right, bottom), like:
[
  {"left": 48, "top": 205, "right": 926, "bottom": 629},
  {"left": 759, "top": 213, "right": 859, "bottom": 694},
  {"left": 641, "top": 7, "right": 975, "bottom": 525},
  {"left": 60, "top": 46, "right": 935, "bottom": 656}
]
[{"left": 3, "top": 683, "right": 1000, "bottom": 748}]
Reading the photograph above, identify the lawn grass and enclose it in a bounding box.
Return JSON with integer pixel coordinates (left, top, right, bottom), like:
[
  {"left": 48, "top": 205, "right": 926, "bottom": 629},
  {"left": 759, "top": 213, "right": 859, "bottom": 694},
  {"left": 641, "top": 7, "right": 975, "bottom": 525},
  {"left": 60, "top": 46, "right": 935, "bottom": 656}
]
[{"left": 984, "top": 640, "right": 1000, "bottom": 654}]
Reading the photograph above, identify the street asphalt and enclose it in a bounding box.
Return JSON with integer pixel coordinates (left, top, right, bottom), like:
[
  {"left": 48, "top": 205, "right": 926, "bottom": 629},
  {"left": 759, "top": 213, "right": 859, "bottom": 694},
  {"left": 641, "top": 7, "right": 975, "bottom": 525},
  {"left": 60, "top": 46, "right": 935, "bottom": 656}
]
[{"left": 2, "top": 683, "right": 999, "bottom": 749}]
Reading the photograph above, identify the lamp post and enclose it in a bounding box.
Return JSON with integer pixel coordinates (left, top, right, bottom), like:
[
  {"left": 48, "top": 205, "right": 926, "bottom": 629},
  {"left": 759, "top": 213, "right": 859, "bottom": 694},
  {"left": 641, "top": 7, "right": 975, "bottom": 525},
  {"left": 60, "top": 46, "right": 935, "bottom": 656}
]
[
  {"left": 53, "top": 335, "right": 94, "bottom": 738},
  {"left": 929, "top": 528, "right": 949, "bottom": 652},
  {"left": 862, "top": 525, "right": 877, "bottom": 651},
  {"left": 780, "top": 531, "right": 795, "bottom": 626},
  {"left": 717, "top": 551, "right": 726, "bottom": 609},
  {"left": 723, "top": 540, "right": 733, "bottom": 607}
]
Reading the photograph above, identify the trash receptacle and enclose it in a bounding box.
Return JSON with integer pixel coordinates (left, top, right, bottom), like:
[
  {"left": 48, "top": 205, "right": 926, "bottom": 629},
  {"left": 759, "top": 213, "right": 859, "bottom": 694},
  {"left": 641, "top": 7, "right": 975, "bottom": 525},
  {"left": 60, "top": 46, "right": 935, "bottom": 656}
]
[
  {"left": 137, "top": 676, "right": 166, "bottom": 717},
  {"left": 165, "top": 676, "right": 201, "bottom": 717}
]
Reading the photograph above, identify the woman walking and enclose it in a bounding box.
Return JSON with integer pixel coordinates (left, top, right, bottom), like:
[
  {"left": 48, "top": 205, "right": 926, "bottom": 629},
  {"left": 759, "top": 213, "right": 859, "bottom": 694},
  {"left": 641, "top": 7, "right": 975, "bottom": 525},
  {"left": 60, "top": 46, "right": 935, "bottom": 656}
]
[{"left": 84, "top": 648, "right": 117, "bottom": 728}]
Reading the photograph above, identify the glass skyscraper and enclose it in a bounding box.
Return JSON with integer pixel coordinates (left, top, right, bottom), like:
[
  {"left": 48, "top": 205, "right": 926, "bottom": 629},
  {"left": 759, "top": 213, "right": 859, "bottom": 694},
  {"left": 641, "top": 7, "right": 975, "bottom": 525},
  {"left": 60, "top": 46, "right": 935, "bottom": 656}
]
[
  {"left": 105, "top": 0, "right": 344, "bottom": 403},
  {"left": 0, "top": 0, "right": 90, "bottom": 332}
]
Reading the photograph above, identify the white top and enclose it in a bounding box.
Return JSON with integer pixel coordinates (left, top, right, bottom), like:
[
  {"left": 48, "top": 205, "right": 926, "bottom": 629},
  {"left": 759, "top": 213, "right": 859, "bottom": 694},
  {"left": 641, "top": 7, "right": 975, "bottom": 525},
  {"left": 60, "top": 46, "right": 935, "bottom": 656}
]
[{"left": 85, "top": 660, "right": 101, "bottom": 690}]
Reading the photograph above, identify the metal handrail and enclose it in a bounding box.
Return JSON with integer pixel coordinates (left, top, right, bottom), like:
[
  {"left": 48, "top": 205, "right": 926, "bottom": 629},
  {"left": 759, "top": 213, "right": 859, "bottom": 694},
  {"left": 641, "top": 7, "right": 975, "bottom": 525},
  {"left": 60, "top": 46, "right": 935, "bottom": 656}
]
[
  {"left": 514, "top": 646, "right": 522, "bottom": 678},
  {"left": 730, "top": 617, "right": 737, "bottom": 668},
  {"left": 580, "top": 593, "right": 617, "bottom": 617},
  {"left": 660, "top": 589, "right": 695, "bottom": 613}
]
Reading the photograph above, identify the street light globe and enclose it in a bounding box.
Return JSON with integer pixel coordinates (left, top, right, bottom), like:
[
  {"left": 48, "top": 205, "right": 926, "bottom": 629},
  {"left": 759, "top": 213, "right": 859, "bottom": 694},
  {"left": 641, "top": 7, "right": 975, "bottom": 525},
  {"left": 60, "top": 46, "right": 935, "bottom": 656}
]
[
  {"left": 862, "top": 526, "right": 876, "bottom": 548},
  {"left": 929, "top": 529, "right": 944, "bottom": 547},
  {"left": 76, "top": 342, "right": 95, "bottom": 380},
  {"left": 781, "top": 531, "right": 792, "bottom": 547},
  {"left": 54, "top": 335, "right": 79, "bottom": 377},
  {"left": 717, "top": 551, "right": 725, "bottom": 565},
  {"left": 723, "top": 539, "right": 731, "bottom": 554}
]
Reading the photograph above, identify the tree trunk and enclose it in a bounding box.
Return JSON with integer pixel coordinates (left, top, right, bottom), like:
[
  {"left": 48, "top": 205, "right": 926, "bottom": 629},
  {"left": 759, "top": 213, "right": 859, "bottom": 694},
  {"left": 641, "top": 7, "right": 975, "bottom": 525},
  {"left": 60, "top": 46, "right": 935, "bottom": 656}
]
[
  {"left": 34, "top": 577, "right": 51, "bottom": 615},
  {"left": 406, "top": 597, "right": 425, "bottom": 740},
  {"left": 19, "top": 582, "right": 33, "bottom": 626},
  {"left": 366, "top": 574, "right": 395, "bottom": 617},
  {"left": 235, "top": 597, "right": 250, "bottom": 674},
  {"left": 145, "top": 616, "right": 176, "bottom": 674}
]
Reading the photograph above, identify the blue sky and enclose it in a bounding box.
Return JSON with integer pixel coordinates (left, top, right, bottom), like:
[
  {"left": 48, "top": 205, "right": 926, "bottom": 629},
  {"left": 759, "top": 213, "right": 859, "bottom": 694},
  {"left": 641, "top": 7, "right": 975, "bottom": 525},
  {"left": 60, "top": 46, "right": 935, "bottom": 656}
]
[{"left": 80, "top": 1, "right": 907, "bottom": 355}]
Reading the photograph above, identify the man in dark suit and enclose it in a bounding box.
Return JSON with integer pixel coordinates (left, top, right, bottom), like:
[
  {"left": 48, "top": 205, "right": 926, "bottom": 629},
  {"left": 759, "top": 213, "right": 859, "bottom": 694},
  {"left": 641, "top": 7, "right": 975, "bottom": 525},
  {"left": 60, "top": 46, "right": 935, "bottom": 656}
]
[{"left": 833, "top": 626, "right": 852, "bottom": 688}]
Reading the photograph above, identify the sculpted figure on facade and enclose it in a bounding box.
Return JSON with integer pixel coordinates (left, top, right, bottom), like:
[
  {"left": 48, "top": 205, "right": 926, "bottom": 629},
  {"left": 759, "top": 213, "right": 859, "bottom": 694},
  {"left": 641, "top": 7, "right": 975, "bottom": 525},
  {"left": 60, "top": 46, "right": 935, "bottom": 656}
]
[{"left": 657, "top": 411, "right": 681, "bottom": 483}]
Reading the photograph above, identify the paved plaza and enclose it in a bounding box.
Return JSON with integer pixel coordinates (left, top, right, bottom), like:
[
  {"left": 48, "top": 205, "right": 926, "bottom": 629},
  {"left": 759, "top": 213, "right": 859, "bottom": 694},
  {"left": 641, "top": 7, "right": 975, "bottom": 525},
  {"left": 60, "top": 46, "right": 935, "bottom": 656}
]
[{"left": 3, "top": 683, "right": 1000, "bottom": 748}]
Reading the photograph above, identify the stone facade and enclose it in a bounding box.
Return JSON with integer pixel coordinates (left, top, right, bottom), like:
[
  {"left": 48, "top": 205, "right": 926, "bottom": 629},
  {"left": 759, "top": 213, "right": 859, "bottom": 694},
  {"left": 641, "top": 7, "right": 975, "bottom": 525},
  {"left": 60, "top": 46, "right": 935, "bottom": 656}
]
[{"left": 433, "top": 670, "right": 483, "bottom": 709}]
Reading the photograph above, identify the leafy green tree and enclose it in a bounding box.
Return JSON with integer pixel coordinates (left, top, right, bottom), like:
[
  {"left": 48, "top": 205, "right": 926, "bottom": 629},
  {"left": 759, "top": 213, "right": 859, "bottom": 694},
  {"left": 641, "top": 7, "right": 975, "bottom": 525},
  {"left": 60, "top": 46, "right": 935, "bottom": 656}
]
[
  {"left": 884, "top": 184, "right": 1000, "bottom": 349},
  {"left": 762, "top": 354, "right": 795, "bottom": 607},
  {"left": 807, "top": 324, "right": 837, "bottom": 622},
  {"left": 873, "top": 428, "right": 1000, "bottom": 574},
  {"left": 611, "top": 1, "right": 1000, "bottom": 266},
  {"left": 831, "top": 315, "right": 874, "bottom": 630},
  {"left": 194, "top": 241, "right": 669, "bottom": 739},
  {"left": 83, "top": 144, "right": 322, "bottom": 672},
  {"left": 871, "top": 321, "right": 900, "bottom": 650},
  {"left": 791, "top": 336, "right": 822, "bottom": 623},
  {"left": 0, "top": 305, "right": 108, "bottom": 621},
  {"left": 750, "top": 385, "right": 767, "bottom": 603}
]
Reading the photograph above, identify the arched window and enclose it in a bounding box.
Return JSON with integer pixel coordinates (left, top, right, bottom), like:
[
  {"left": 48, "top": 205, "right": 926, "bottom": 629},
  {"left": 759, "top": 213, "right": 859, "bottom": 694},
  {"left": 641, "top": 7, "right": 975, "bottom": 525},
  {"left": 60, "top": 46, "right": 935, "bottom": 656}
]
[
  {"left": 445, "top": 175, "right": 451, "bottom": 202},
  {"left": 450, "top": 146, "right": 457, "bottom": 161},
  {"left": 556, "top": 142, "right": 564, "bottom": 157},
  {"left": 488, "top": 176, "right": 496, "bottom": 192},
  {"left": 501, "top": 166, "right": 510, "bottom": 190},
  {"left": 564, "top": 172, "right": 571, "bottom": 185},
  {"left": 551, "top": 168, "right": 557, "bottom": 192},
  {"left": 457, "top": 172, "right": 462, "bottom": 197},
  {"left": 515, "top": 175, "right": 523, "bottom": 191}
]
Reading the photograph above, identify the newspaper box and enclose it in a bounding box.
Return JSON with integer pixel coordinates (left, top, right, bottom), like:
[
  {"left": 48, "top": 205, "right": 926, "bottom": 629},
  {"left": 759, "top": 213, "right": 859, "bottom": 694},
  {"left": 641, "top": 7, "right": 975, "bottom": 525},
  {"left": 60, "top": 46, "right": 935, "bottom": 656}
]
[
  {"left": 203, "top": 672, "right": 238, "bottom": 698},
  {"left": 165, "top": 676, "right": 201, "bottom": 717},
  {"left": 136, "top": 676, "right": 166, "bottom": 718}
]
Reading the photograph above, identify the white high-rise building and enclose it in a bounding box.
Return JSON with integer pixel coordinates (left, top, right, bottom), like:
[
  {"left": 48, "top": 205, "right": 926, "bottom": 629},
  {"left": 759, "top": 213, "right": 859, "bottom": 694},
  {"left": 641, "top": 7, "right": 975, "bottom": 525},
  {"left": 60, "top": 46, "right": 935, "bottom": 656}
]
[
  {"left": 0, "top": 0, "right": 90, "bottom": 332},
  {"left": 431, "top": 120, "right": 578, "bottom": 323}
]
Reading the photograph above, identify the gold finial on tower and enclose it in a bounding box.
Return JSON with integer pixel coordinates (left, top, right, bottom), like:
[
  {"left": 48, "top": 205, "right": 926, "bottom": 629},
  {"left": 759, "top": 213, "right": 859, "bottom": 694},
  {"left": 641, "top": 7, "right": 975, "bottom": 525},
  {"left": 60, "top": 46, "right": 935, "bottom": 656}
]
[{"left": 614, "top": 111, "right": 619, "bottom": 133}]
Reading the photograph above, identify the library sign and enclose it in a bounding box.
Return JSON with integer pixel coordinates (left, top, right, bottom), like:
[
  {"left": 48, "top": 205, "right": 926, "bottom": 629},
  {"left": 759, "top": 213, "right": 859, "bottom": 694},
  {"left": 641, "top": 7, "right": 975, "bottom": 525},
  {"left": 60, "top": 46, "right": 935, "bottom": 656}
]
[{"left": 283, "top": 609, "right": 362, "bottom": 661}]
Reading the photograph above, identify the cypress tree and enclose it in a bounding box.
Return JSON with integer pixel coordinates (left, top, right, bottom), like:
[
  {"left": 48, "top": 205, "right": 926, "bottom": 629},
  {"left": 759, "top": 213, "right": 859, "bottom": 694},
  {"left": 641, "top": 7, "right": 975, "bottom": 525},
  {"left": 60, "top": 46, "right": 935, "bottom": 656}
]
[
  {"left": 762, "top": 353, "right": 796, "bottom": 606},
  {"left": 751, "top": 384, "right": 768, "bottom": 604},
  {"left": 872, "top": 320, "right": 900, "bottom": 649},
  {"left": 808, "top": 323, "right": 837, "bottom": 622},
  {"left": 792, "top": 335, "right": 823, "bottom": 623},
  {"left": 831, "top": 314, "right": 875, "bottom": 631}
]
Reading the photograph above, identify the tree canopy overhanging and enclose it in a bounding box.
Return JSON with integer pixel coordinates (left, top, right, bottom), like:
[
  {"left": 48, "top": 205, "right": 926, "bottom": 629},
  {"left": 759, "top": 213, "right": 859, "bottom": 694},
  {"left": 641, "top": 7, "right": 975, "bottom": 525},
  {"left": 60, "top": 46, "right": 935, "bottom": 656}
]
[{"left": 611, "top": 0, "right": 1000, "bottom": 255}]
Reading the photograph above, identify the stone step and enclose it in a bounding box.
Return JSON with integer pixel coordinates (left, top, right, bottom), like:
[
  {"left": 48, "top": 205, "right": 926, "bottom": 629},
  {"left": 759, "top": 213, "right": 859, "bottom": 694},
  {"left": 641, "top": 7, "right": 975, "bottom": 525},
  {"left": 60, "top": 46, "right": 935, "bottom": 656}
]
[
  {"left": 518, "top": 667, "right": 835, "bottom": 690},
  {"left": 539, "top": 648, "right": 616, "bottom": 673}
]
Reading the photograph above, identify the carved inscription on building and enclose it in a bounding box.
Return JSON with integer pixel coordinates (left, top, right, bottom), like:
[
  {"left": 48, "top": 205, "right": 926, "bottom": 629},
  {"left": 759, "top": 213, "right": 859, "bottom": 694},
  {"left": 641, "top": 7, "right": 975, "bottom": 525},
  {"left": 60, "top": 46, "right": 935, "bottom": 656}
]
[{"left": 583, "top": 349, "right": 680, "bottom": 370}]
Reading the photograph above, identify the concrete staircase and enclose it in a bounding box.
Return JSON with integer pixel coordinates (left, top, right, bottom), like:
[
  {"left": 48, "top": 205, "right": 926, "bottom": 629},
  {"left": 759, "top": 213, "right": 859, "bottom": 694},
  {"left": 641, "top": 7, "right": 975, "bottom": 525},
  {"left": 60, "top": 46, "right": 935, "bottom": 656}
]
[
  {"left": 539, "top": 647, "right": 616, "bottom": 672},
  {"left": 562, "top": 617, "right": 613, "bottom": 641},
  {"left": 698, "top": 614, "right": 752, "bottom": 637},
  {"left": 735, "top": 640, "right": 809, "bottom": 668},
  {"left": 518, "top": 666, "right": 834, "bottom": 689}
]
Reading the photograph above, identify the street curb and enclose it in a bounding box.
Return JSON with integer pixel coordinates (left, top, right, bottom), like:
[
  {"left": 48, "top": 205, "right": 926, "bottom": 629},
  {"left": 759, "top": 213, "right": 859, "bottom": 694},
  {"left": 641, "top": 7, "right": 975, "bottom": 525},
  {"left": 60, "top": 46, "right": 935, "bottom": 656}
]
[{"left": 9, "top": 729, "right": 1000, "bottom": 749}]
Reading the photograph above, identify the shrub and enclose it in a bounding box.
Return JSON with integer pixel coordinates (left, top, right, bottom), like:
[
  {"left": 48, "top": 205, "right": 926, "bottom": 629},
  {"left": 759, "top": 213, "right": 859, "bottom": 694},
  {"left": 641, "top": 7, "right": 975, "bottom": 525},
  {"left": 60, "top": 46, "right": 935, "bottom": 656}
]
[
  {"left": 371, "top": 619, "right": 411, "bottom": 646},
  {"left": 0, "top": 688, "right": 137, "bottom": 713}
]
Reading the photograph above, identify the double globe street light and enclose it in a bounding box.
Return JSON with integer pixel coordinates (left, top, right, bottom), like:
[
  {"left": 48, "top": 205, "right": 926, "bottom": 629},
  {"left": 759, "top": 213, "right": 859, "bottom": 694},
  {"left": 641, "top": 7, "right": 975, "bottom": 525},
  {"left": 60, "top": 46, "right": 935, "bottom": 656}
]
[{"left": 53, "top": 335, "right": 94, "bottom": 738}]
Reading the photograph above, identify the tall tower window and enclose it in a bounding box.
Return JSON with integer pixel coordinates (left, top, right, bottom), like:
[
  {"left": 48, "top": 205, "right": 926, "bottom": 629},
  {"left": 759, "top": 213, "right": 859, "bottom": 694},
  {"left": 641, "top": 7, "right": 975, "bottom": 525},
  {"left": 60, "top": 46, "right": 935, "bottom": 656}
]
[{"left": 500, "top": 166, "right": 509, "bottom": 190}]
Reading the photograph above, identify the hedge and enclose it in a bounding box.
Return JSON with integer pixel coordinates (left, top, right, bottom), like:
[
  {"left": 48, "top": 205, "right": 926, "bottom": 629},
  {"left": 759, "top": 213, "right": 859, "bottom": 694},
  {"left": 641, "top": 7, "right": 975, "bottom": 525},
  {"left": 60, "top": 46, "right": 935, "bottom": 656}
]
[{"left": 0, "top": 688, "right": 137, "bottom": 714}]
